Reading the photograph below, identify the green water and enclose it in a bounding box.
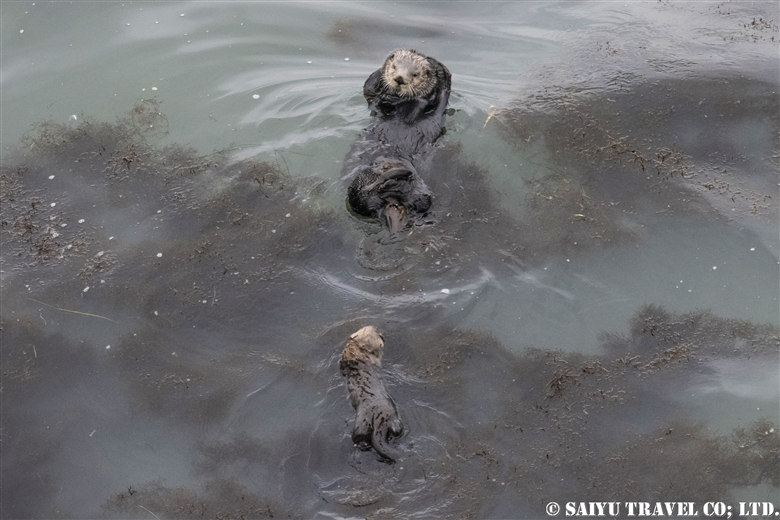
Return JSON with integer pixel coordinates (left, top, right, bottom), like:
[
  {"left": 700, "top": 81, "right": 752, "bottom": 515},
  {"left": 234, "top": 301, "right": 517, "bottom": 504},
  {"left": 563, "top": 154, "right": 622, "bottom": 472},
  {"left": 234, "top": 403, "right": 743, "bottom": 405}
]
[{"left": 1, "top": 1, "right": 778, "bottom": 518}]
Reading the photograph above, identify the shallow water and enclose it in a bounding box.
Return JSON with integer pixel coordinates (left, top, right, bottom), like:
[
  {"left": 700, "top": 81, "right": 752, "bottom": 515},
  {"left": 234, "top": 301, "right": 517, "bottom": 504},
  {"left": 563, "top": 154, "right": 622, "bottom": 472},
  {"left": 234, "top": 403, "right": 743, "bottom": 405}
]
[{"left": 2, "top": 1, "right": 779, "bottom": 518}]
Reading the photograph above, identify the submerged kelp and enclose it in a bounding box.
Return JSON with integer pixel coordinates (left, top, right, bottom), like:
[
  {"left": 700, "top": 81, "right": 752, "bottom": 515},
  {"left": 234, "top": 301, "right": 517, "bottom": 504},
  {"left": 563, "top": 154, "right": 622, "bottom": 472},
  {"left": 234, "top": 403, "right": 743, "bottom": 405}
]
[
  {"left": 493, "top": 76, "right": 779, "bottom": 249},
  {"left": 91, "top": 304, "right": 778, "bottom": 519},
  {"left": 1, "top": 101, "right": 778, "bottom": 519}
]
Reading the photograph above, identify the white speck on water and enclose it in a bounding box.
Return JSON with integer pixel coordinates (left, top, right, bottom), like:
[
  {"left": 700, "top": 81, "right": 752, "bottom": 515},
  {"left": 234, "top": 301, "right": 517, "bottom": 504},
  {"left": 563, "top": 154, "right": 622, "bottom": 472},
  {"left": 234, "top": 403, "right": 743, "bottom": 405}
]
[
  {"left": 109, "top": 236, "right": 114, "bottom": 240},
  {"left": 154, "top": 310, "right": 158, "bottom": 315},
  {"left": 50, "top": 202, "right": 56, "bottom": 207},
  {"left": 252, "top": 94, "right": 260, "bottom": 99},
  {"left": 271, "top": 229, "right": 276, "bottom": 233},
  {"left": 441, "top": 288, "right": 450, "bottom": 294},
  {"left": 712, "top": 266, "right": 717, "bottom": 270},
  {"left": 105, "top": 345, "right": 110, "bottom": 350},
  {"left": 285, "top": 213, "right": 291, "bottom": 217},
  {"left": 20, "top": 29, "right": 24, "bottom": 34},
  {"left": 750, "top": 247, "right": 755, "bottom": 251},
  {"left": 78, "top": 219, "right": 85, "bottom": 224},
  {"left": 127, "top": 23, "right": 131, "bottom": 26},
  {"left": 202, "top": 300, "right": 208, "bottom": 304},
  {"left": 151, "top": 87, "right": 157, "bottom": 91},
  {"left": 307, "top": 60, "right": 312, "bottom": 64},
  {"left": 90, "top": 430, "right": 97, "bottom": 436},
  {"left": 60, "top": 223, "right": 67, "bottom": 227},
  {"left": 83, "top": 286, "right": 90, "bottom": 292},
  {"left": 344, "top": 57, "right": 350, "bottom": 61},
  {"left": 48, "top": 175, "right": 55, "bottom": 179},
  {"left": 566, "top": 259, "right": 570, "bottom": 262},
  {"left": 155, "top": 21, "right": 159, "bottom": 24},
  {"left": 96, "top": 251, "right": 104, "bottom": 257},
  {"left": 156, "top": 252, "right": 163, "bottom": 257},
  {"left": 157, "top": 209, "right": 162, "bottom": 214},
  {"left": 180, "top": 13, "right": 185, "bottom": 17}
]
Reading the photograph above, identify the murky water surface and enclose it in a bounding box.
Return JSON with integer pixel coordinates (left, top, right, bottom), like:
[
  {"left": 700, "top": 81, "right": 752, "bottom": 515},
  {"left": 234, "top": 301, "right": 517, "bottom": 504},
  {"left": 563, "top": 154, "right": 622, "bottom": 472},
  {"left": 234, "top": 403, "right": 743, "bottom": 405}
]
[{"left": 2, "top": 1, "right": 778, "bottom": 518}]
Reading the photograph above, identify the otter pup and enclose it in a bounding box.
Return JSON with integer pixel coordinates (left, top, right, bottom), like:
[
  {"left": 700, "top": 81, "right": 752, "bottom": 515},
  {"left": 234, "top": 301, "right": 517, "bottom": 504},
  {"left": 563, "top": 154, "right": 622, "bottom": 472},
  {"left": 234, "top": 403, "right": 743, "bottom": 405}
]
[
  {"left": 363, "top": 49, "right": 451, "bottom": 128},
  {"left": 340, "top": 326, "right": 403, "bottom": 462},
  {"left": 347, "top": 156, "right": 432, "bottom": 234}
]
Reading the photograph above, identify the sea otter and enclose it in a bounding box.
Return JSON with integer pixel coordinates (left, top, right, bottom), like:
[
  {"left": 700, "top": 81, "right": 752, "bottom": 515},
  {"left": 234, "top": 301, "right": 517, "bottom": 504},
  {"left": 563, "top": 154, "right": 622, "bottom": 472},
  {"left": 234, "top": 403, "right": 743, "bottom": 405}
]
[
  {"left": 363, "top": 49, "right": 451, "bottom": 122},
  {"left": 347, "top": 156, "right": 432, "bottom": 234},
  {"left": 340, "top": 325, "right": 404, "bottom": 462},
  {"left": 360, "top": 49, "right": 452, "bottom": 155}
]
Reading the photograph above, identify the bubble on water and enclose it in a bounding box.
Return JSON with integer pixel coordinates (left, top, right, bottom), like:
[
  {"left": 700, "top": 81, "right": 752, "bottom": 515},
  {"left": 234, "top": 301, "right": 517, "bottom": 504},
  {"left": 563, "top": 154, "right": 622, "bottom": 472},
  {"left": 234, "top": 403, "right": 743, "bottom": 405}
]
[
  {"left": 50, "top": 202, "right": 56, "bottom": 207},
  {"left": 48, "top": 175, "right": 55, "bottom": 179},
  {"left": 252, "top": 94, "right": 260, "bottom": 99},
  {"left": 151, "top": 87, "right": 158, "bottom": 91},
  {"left": 156, "top": 253, "right": 163, "bottom": 258},
  {"left": 83, "top": 286, "right": 90, "bottom": 293},
  {"left": 344, "top": 57, "right": 350, "bottom": 61},
  {"left": 441, "top": 288, "right": 450, "bottom": 294},
  {"left": 105, "top": 345, "right": 111, "bottom": 350},
  {"left": 78, "top": 219, "right": 85, "bottom": 224}
]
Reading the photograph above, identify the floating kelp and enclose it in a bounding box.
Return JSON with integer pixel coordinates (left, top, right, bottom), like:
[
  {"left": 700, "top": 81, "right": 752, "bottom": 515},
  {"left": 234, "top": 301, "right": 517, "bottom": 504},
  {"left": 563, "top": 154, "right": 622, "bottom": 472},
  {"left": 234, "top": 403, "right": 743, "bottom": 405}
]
[
  {"left": 92, "top": 304, "right": 778, "bottom": 518},
  {"left": 2, "top": 101, "right": 777, "bottom": 519},
  {"left": 492, "top": 76, "right": 779, "bottom": 249}
]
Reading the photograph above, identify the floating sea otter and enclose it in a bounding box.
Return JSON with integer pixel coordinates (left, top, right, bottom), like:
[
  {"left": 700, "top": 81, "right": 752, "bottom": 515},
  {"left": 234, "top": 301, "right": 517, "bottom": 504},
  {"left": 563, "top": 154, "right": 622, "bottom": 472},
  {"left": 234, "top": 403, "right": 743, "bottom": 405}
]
[
  {"left": 364, "top": 49, "right": 451, "bottom": 123},
  {"left": 359, "top": 49, "right": 452, "bottom": 156},
  {"left": 347, "top": 156, "right": 432, "bottom": 234},
  {"left": 340, "top": 326, "right": 404, "bottom": 462}
]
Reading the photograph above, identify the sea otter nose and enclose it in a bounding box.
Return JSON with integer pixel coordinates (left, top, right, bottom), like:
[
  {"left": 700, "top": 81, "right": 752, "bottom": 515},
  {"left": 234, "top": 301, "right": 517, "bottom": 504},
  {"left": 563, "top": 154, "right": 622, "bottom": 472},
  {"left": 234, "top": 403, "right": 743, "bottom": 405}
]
[{"left": 394, "top": 76, "right": 405, "bottom": 86}]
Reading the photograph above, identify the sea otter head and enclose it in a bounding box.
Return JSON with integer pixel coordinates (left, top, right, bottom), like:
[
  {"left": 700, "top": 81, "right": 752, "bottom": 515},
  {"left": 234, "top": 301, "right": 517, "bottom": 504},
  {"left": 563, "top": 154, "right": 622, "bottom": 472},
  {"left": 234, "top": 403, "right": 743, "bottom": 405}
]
[
  {"left": 381, "top": 49, "right": 436, "bottom": 99},
  {"left": 343, "top": 325, "right": 385, "bottom": 365}
]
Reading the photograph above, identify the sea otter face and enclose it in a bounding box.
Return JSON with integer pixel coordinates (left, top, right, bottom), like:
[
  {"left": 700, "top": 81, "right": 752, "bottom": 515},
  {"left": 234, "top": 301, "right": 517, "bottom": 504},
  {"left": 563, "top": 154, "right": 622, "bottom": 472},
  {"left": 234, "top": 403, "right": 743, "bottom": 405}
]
[
  {"left": 348, "top": 326, "right": 385, "bottom": 364},
  {"left": 382, "top": 49, "right": 435, "bottom": 99}
]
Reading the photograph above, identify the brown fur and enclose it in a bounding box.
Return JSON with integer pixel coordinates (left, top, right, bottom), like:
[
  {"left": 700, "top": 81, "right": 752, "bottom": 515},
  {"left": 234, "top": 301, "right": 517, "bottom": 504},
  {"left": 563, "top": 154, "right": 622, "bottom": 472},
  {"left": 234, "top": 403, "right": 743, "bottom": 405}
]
[{"left": 340, "top": 326, "right": 403, "bottom": 462}]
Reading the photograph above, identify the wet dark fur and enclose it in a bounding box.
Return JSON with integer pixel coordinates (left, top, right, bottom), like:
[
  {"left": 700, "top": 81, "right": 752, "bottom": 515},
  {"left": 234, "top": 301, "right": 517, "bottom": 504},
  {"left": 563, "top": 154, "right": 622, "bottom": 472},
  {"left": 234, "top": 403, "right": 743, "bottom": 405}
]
[
  {"left": 361, "top": 49, "right": 452, "bottom": 155},
  {"left": 340, "top": 326, "right": 403, "bottom": 462},
  {"left": 347, "top": 156, "right": 432, "bottom": 234}
]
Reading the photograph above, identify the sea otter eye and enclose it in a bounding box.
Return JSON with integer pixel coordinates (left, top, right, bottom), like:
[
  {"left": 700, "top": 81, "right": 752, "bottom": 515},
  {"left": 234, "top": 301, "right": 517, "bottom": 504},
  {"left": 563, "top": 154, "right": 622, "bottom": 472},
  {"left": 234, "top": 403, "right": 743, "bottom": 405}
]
[{"left": 413, "top": 73, "right": 418, "bottom": 77}]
